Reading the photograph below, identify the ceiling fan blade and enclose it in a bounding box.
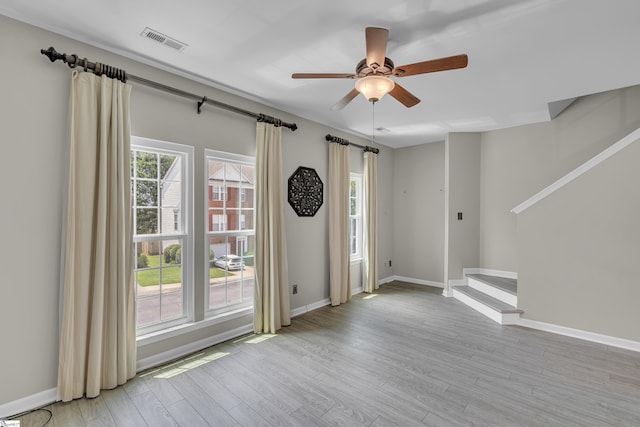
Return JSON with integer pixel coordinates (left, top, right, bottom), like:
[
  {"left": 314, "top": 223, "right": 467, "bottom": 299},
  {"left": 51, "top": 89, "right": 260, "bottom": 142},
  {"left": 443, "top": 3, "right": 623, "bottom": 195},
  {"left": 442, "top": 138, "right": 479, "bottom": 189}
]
[
  {"left": 388, "top": 82, "right": 420, "bottom": 108},
  {"left": 292, "top": 73, "right": 356, "bottom": 79},
  {"left": 393, "top": 54, "right": 468, "bottom": 77},
  {"left": 365, "top": 27, "right": 389, "bottom": 70},
  {"left": 331, "top": 88, "right": 360, "bottom": 111}
]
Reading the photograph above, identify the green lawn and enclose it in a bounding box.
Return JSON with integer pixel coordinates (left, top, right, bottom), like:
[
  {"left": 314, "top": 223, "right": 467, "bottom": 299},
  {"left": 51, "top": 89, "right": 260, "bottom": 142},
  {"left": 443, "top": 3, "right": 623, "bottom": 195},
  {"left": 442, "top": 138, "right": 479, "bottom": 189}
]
[{"left": 136, "top": 255, "right": 231, "bottom": 286}]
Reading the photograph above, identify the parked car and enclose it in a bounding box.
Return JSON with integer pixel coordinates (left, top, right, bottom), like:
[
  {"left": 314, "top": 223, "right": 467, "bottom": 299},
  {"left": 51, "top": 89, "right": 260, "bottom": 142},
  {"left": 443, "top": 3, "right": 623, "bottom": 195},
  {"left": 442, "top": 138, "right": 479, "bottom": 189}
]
[{"left": 213, "top": 254, "right": 245, "bottom": 271}]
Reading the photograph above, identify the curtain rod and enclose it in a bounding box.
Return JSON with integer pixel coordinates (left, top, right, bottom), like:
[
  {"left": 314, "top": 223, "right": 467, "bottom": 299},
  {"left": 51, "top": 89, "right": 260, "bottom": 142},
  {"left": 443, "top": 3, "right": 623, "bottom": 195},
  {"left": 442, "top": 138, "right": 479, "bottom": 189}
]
[
  {"left": 40, "top": 46, "right": 297, "bottom": 131},
  {"left": 325, "top": 134, "right": 380, "bottom": 154}
]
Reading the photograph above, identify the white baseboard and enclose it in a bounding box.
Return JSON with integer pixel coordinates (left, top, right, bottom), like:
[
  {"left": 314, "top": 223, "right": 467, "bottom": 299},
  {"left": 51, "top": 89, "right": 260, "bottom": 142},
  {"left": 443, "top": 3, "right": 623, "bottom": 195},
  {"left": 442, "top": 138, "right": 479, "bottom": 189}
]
[
  {"left": 290, "top": 298, "right": 331, "bottom": 318},
  {"left": 0, "top": 387, "right": 57, "bottom": 419},
  {"left": 378, "top": 276, "right": 395, "bottom": 286},
  {"left": 463, "top": 268, "right": 517, "bottom": 280},
  {"left": 382, "top": 275, "right": 444, "bottom": 288},
  {"left": 518, "top": 318, "right": 640, "bottom": 353}
]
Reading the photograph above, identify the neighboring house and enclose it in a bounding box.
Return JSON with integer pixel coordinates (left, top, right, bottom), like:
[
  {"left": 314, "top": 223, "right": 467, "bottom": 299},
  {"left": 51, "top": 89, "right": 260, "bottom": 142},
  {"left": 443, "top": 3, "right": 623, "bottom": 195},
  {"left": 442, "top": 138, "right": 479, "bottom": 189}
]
[
  {"left": 207, "top": 161, "right": 255, "bottom": 259},
  {"left": 160, "top": 155, "right": 182, "bottom": 235}
]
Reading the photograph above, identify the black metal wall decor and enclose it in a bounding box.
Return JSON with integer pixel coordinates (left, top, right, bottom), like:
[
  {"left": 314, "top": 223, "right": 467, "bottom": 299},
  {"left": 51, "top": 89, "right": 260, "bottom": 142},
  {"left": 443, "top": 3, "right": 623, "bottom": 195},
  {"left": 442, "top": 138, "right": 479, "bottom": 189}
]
[{"left": 288, "top": 166, "right": 323, "bottom": 217}]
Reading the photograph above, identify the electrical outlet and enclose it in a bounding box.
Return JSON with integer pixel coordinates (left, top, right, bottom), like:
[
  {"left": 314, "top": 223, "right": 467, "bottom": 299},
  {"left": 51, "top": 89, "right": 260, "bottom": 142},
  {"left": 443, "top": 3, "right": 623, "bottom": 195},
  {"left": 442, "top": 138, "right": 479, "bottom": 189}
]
[{"left": 292, "top": 284, "right": 298, "bottom": 294}]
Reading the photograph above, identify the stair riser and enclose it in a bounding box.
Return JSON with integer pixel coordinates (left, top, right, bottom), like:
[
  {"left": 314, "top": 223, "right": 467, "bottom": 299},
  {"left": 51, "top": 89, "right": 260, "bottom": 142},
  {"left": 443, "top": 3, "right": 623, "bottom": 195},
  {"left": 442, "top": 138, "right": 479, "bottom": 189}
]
[
  {"left": 468, "top": 277, "right": 517, "bottom": 306},
  {"left": 452, "top": 289, "right": 520, "bottom": 325}
]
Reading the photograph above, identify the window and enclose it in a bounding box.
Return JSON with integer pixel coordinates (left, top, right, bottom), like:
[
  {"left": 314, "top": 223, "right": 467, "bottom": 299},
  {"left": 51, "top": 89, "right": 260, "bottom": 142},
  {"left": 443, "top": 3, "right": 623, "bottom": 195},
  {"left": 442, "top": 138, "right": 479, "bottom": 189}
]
[
  {"left": 212, "top": 214, "right": 226, "bottom": 232},
  {"left": 350, "top": 174, "right": 362, "bottom": 260},
  {"left": 132, "top": 137, "right": 193, "bottom": 336},
  {"left": 211, "top": 184, "right": 226, "bottom": 201},
  {"left": 206, "top": 149, "right": 255, "bottom": 315}
]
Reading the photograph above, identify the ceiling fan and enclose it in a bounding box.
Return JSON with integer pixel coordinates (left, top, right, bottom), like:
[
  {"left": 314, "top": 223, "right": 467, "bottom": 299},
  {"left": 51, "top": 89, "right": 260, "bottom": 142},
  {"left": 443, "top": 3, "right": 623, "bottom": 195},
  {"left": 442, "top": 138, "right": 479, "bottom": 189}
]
[{"left": 292, "top": 27, "right": 468, "bottom": 110}]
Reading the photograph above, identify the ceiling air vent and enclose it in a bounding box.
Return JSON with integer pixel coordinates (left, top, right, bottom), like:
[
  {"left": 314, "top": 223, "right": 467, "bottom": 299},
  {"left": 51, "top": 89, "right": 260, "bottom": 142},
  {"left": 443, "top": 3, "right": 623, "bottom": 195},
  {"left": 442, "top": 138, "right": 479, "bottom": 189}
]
[{"left": 140, "top": 27, "right": 187, "bottom": 52}]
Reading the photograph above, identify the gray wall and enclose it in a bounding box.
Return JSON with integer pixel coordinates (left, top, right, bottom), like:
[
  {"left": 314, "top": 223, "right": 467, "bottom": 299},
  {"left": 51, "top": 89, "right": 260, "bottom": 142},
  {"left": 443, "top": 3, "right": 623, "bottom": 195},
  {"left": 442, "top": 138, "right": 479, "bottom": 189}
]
[
  {"left": 392, "top": 142, "right": 445, "bottom": 283},
  {"left": 518, "top": 139, "right": 640, "bottom": 341},
  {"left": 480, "top": 85, "right": 640, "bottom": 272},
  {"left": 444, "top": 133, "right": 481, "bottom": 289},
  {"left": 0, "top": 15, "right": 393, "bottom": 407}
]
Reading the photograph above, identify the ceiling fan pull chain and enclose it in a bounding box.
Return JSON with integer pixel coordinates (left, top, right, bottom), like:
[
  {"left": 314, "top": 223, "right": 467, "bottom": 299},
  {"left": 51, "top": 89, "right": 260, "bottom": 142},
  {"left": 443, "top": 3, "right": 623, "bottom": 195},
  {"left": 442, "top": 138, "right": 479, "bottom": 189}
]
[{"left": 371, "top": 101, "right": 375, "bottom": 145}]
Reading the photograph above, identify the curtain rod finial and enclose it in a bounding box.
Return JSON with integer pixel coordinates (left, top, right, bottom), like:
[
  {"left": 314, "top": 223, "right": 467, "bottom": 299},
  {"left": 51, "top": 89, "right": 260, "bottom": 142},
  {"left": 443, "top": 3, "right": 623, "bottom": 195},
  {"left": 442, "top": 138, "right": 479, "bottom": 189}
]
[{"left": 41, "top": 46, "right": 63, "bottom": 63}]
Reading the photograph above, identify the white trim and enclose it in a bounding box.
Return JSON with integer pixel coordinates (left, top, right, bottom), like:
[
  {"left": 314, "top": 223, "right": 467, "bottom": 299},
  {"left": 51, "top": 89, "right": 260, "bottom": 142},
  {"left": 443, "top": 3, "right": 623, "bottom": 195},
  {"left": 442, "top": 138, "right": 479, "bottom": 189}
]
[
  {"left": 290, "top": 298, "right": 331, "bottom": 318},
  {"left": 0, "top": 388, "right": 57, "bottom": 419},
  {"left": 381, "top": 275, "right": 444, "bottom": 288},
  {"left": 511, "top": 127, "right": 640, "bottom": 214},
  {"left": 443, "top": 279, "right": 465, "bottom": 297},
  {"left": 518, "top": 318, "right": 640, "bottom": 353},
  {"left": 378, "top": 276, "right": 395, "bottom": 286},
  {"left": 468, "top": 276, "right": 517, "bottom": 306},
  {"left": 136, "top": 324, "right": 253, "bottom": 372},
  {"left": 137, "top": 307, "right": 252, "bottom": 347},
  {"left": 205, "top": 148, "right": 254, "bottom": 165},
  {"left": 463, "top": 267, "right": 517, "bottom": 280},
  {"left": 132, "top": 136, "right": 195, "bottom": 156}
]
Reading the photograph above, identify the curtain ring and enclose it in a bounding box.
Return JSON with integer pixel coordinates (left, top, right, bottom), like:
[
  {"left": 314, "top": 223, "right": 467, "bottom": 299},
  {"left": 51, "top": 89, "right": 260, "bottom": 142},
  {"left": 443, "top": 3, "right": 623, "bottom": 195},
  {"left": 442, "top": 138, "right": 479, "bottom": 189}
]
[
  {"left": 83, "top": 58, "right": 88, "bottom": 72},
  {"left": 94, "top": 62, "right": 101, "bottom": 75}
]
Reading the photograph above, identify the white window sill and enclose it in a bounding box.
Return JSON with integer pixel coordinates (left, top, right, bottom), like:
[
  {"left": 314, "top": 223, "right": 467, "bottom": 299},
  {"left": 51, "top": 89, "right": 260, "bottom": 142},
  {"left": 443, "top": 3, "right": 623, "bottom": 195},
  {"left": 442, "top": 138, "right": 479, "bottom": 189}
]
[{"left": 137, "top": 306, "right": 253, "bottom": 347}]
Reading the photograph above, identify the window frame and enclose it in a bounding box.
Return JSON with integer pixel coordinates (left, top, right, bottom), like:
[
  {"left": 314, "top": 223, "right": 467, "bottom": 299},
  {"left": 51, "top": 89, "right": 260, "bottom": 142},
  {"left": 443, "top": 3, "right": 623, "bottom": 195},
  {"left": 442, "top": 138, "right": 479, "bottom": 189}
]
[
  {"left": 350, "top": 173, "right": 363, "bottom": 261},
  {"left": 131, "top": 136, "right": 194, "bottom": 337},
  {"left": 204, "top": 149, "right": 255, "bottom": 318}
]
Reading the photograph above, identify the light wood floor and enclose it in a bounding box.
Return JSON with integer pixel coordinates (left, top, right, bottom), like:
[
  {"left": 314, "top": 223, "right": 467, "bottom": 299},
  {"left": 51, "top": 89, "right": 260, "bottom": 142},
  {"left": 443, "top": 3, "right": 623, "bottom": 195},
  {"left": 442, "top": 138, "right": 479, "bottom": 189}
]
[{"left": 15, "top": 281, "right": 640, "bottom": 426}]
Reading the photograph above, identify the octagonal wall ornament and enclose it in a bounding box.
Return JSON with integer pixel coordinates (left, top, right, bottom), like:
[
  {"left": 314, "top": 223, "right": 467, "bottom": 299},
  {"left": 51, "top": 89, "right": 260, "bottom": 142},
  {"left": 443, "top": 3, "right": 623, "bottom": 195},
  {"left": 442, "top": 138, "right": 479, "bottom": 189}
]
[{"left": 288, "top": 166, "right": 323, "bottom": 217}]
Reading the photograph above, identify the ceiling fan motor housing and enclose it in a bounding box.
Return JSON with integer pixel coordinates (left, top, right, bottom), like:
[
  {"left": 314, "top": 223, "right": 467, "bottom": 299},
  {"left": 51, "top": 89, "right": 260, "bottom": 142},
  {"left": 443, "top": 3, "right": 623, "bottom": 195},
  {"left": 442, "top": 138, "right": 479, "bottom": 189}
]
[{"left": 356, "top": 57, "right": 395, "bottom": 77}]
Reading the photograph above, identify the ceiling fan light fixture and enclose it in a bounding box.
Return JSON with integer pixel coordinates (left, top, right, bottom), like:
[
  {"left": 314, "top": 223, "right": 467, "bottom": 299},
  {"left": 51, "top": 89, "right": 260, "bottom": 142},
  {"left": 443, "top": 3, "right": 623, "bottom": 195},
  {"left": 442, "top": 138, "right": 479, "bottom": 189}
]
[{"left": 355, "top": 75, "right": 395, "bottom": 103}]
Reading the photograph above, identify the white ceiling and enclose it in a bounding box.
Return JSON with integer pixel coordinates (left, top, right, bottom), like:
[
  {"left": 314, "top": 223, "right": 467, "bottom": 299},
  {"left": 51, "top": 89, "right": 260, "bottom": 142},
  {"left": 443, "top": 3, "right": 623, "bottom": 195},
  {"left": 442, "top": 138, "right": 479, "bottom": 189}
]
[{"left": 3, "top": 0, "right": 640, "bottom": 148}]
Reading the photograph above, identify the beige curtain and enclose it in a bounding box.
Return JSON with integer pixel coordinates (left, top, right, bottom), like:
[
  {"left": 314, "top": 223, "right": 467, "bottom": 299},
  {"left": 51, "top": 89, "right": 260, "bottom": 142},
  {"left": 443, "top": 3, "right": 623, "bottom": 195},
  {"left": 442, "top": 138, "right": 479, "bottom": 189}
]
[
  {"left": 363, "top": 151, "right": 379, "bottom": 293},
  {"left": 57, "top": 71, "right": 136, "bottom": 402},
  {"left": 254, "top": 122, "right": 291, "bottom": 333},
  {"left": 329, "top": 143, "right": 351, "bottom": 305}
]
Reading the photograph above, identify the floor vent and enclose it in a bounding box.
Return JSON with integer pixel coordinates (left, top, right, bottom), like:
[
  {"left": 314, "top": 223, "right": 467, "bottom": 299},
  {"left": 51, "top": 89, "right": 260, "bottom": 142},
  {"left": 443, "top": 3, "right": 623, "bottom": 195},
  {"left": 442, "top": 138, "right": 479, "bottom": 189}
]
[{"left": 140, "top": 27, "right": 187, "bottom": 52}]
